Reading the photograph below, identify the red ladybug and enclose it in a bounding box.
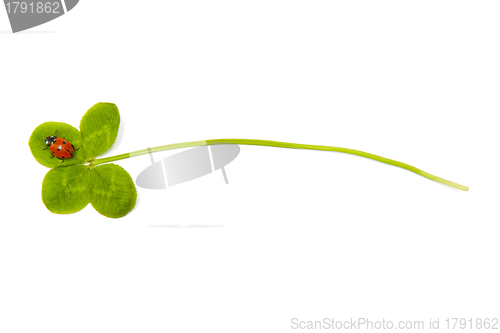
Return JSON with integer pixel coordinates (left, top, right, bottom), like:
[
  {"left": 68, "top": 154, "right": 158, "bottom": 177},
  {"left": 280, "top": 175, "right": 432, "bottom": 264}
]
[{"left": 44, "top": 130, "right": 78, "bottom": 162}]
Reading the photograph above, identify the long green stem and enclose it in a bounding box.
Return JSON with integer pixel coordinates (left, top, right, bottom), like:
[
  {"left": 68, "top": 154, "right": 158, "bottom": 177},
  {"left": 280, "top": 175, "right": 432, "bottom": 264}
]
[{"left": 91, "top": 139, "right": 468, "bottom": 191}]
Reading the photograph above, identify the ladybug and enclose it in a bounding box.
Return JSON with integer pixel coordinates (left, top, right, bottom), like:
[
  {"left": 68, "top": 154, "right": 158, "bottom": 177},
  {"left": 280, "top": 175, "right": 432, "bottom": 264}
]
[{"left": 43, "top": 130, "right": 78, "bottom": 162}]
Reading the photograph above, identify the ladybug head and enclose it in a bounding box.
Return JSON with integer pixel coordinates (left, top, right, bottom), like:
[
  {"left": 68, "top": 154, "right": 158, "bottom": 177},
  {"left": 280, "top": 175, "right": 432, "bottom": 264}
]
[{"left": 45, "top": 136, "right": 57, "bottom": 146}]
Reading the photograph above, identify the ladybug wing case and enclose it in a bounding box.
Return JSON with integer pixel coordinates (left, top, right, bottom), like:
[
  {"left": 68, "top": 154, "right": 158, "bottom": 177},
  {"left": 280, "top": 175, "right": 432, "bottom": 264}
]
[{"left": 50, "top": 138, "right": 74, "bottom": 159}]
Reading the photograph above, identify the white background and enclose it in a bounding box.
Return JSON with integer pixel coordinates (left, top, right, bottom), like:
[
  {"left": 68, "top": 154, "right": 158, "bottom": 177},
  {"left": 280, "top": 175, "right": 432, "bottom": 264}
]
[{"left": 0, "top": 1, "right": 499, "bottom": 332}]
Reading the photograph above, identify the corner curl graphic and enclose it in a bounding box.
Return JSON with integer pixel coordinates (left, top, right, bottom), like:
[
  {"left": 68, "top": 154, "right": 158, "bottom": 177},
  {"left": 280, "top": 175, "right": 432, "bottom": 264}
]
[{"left": 3, "top": 0, "right": 79, "bottom": 33}]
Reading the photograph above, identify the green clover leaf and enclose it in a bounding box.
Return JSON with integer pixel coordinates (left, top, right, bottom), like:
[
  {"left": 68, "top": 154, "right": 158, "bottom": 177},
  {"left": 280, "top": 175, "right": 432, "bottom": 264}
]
[
  {"left": 29, "top": 103, "right": 137, "bottom": 218},
  {"left": 80, "top": 102, "right": 120, "bottom": 157},
  {"left": 42, "top": 165, "right": 90, "bottom": 214},
  {"left": 89, "top": 164, "right": 137, "bottom": 218},
  {"left": 29, "top": 121, "right": 88, "bottom": 168}
]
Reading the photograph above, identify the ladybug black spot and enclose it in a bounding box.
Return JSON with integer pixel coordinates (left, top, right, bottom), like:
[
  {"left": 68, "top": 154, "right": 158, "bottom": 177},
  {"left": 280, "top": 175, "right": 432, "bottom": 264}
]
[
  {"left": 62, "top": 156, "right": 65, "bottom": 158},
  {"left": 57, "top": 147, "right": 61, "bottom": 151},
  {"left": 63, "top": 141, "right": 66, "bottom": 144}
]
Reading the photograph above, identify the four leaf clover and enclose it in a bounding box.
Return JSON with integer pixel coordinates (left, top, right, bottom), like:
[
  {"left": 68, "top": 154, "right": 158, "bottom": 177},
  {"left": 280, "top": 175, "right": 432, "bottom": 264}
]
[
  {"left": 30, "top": 103, "right": 469, "bottom": 219},
  {"left": 29, "top": 103, "right": 137, "bottom": 218}
]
